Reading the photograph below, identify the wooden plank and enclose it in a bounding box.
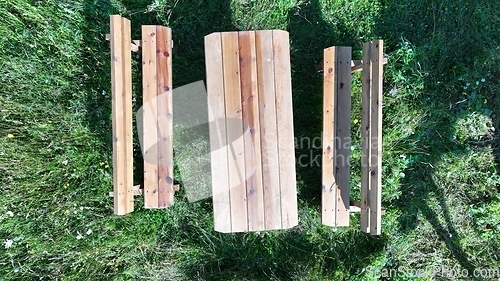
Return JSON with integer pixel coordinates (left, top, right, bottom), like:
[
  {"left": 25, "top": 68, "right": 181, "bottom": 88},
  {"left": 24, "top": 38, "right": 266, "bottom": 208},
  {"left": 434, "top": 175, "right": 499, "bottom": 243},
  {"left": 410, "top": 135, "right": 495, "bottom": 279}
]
[
  {"left": 321, "top": 46, "right": 336, "bottom": 226},
  {"left": 121, "top": 17, "right": 134, "bottom": 213},
  {"left": 360, "top": 42, "right": 372, "bottom": 233},
  {"left": 110, "top": 15, "right": 127, "bottom": 215},
  {"left": 351, "top": 58, "right": 387, "bottom": 73},
  {"left": 205, "top": 32, "right": 232, "bottom": 233},
  {"left": 221, "top": 32, "right": 248, "bottom": 232},
  {"left": 142, "top": 25, "right": 159, "bottom": 208},
  {"left": 335, "top": 47, "right": 351, "bottom": 226},
  {"left": 272, "top": 30, "right": 298, "bottom": 229},
  {"left": 255, "top": 30, "right": 282, "bottom": 230},
  {"left": 156, "top": 26, "right": 174, "bottom": 208},
  {"left": 239, "top": 31, "right": 265, "bottom": 231},
  {"left": 369, "top": 40, "right": 383, "bottom": 235}
]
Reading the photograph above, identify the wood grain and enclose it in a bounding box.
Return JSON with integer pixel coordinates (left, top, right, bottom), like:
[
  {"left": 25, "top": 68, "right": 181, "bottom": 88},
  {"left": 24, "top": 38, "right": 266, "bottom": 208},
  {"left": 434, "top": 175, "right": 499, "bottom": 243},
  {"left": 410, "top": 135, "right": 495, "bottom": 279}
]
[
  {"left": 369, "top": 40, "right": 383, "bottom": 235},
  {"left": 110, "top": 15, "right": 128, "bottom": 215},
  {"left": 272, "top": 30, "right": 298, "bottom": 229},
  {"left": 255, "top": 30, "right": 282, "bottom": 230},
  {"left": 205, "top": 33, "right": 232, "bottom": 233},
  {"left": 335, "top": 47, "right": 351, "bottom": 226},
  {"left": 322, "top": 46, "right": 336, "bottom": 226},
  {"left": 360, "top": 42, "right": 372, "bottom": 233},
  {"left": 156, "top": 26, "right": 174, "bottom": 208},
  {"left": 121, "top": 17, "right": 134, "bottom": 213},
  {"left": 142, "top": 25, "right": 159, "bottom": 208},
  {"left": 239, "top": 31, "right": 265, "bottom": 231},
  {"left": 222, "top": 32, "right": 248, "bottom": 232}
]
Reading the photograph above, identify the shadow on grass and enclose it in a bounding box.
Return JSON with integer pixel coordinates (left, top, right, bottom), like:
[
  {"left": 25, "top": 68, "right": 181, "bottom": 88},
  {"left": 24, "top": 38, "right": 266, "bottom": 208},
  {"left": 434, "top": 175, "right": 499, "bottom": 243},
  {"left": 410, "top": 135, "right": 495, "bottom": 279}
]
[
  {"left": 287, "top": 0, "right": 357, "bottom": 200},
  {"left": 375, "top": 0, "right": 500, "bottom": 276}
]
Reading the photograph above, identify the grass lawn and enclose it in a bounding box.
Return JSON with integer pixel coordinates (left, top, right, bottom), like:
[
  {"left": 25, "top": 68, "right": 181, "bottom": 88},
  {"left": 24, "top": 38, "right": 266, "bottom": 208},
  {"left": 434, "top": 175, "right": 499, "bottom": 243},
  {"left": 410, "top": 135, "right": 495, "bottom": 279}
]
[{"left": 1, "top": 0, "right": 499, "bottom": 280}]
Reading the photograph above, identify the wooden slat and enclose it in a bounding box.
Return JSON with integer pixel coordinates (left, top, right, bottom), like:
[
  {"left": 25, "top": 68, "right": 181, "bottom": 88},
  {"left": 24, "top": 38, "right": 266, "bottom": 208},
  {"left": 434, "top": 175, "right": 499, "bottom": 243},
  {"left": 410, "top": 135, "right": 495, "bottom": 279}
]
[
  {"left": 369, "top": 40, "right": 383, "bottom": 235},
  {"left": 121, "top": 17, "right": 134, "bottom": 213},
  {"left": 335, "top": 47, "right": 351, "bottom": 226},
  {"left": 272, "top": 30, "right": 298, "bottom": 229},
  {"left": 110, "top": 16, "right": 127, "bottom": 215},
  {"left": 360, "top": 42, "right": 372, "bottom": 233},
  {"left": 205, "top": 32, "right": 232, "bottom": 232},
  {"left": 142, "top": 25, "right": 159, "bottom": 208},
  {"left": 255, "top": 30, "right": 282, "bottom": 230},
  {"left": 322, "top": 46, "right": 336, "bottom": 226},
  {"left": 351, "top": 58, "right": 387, "bottom": 73},
  {"left": 156, "top": 26, "right": 174, "bottom": 208},
  {"left": 221, "top": 32, "right": 248, "bottom": 232},
  {"left": 239, "top": 31, "right": 265, "bottom": 231}
]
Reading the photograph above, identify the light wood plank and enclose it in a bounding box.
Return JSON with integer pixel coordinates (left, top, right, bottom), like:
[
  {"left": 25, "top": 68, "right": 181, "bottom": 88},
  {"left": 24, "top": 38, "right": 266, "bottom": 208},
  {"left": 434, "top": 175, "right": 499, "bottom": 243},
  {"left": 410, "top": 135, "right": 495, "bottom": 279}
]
[
  {"left": 335, "top": 47, "right": 351, "bottom": 226},
  {"left": 110, "top": 16, "right": 128, "bottom": 215},
  {"left": 255, "top": 30, "right": 282, "bottom": 230},
  {"left": 239, "top": 31, "right": 265, "bottom": 231},
  {"left": 222, "top": 32, "right": 248, "bottom": 232},
  {"left": 370, "top": 40, "right": 383, "bottom": 235},
  {"left": 121, "top": 17, "right": 134, "bottom": 213},
  {"left": 156, "top": 26, "right": 174, "bottom": 208},
  {"left": 142, "top": 25, "right": 159, "bottom": 208},
  {"left": 322, "top": 46, "right": 336, "bottom": 226},
  {"left": 272, "top": 30, "right": 298, "bottom": 229},
  {"left": 205, "top": 32, "right": 232, "bottom": 233},
  {"left": 360, "top": 42, "right": 372, "bottom": 233}
]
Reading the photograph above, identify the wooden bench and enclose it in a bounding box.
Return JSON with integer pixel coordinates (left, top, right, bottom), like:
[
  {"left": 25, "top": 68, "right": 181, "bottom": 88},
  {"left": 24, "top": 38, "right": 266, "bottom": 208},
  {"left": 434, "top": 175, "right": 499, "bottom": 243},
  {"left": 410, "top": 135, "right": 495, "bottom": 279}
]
[
  {"left": 108, "top": 15, "right": 175, "bottom": 214},
  {"left": 205, "top": 30, "right": 298, "bottom": 233},
  {"left": 322, "top": 40, "right": 385, "bottom": 235}
]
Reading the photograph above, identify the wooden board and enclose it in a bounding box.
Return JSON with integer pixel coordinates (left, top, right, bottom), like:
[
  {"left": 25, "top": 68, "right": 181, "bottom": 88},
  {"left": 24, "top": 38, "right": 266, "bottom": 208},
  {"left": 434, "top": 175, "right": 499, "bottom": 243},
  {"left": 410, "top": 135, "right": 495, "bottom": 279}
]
[
  {"left": 156, "top": 26, "right": 174, "bottom": 208},
  {"left": 206, "top": 30, "right": 298, "bottom": 232},
  {"left": 369, "top": 40, "right": 383, "bottom": 235},
  {"left": 360, "top": 42, "right": 372, "bottom": 233},
  {"left": 255, "top": 30, "right": 282, "bottom": 230},
  {"left": 239, "top": 31, "right": 265, "bottom": 231},
  {"left": 122, "top": 18, "right": 134, "bottom": 213},
  {"left": 205, "top": 33, "right": 232, "bottom": 232},
  {"left": 335, "top": 47, "right": 351, "bottom": 226},
  {"left": 360, "top": 40, "right": 384, "bottom": 235},
  {"left": 142, "top": 25, "right": 159, "bottom": 208},
  {"left": 273, "top": 30, "right": 298, "bottom": 228},
  {"left": 322, "top": 46, "right": 351, "bottom": 226},
  {"left": 221, "top": 32, "right": 248, "bottom": 233},
  {"left": 141, "top": 25, "right": 174, "bottom": 209},
  {"left": 110, "top": 15, "right": 133, "bottom": 215},
  {"left": 322, "top": 47, "right": 336, "bottom": 226}
]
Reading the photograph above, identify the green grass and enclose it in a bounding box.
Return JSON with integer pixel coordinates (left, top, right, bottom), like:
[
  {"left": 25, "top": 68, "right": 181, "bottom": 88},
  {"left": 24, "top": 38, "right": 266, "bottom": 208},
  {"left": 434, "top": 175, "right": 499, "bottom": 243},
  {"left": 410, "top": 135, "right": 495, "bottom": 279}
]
[{"left": 1, "top": 0, "right": 499, "bottom": 280}]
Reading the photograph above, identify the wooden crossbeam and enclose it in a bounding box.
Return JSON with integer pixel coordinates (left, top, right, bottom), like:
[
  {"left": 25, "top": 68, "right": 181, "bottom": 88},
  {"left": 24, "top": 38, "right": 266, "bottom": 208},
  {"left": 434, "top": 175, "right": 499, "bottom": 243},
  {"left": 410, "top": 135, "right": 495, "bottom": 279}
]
[
  {"left": 315, "top": 58, "right": 387, "bottom": 73},
  {"left": 110, "top": 15, "right": 134, "bottom": 215},
  {"left": 109, "top": 184, "right": 180, "bottom": 197},
  {"left": 106, "top": 34, "right": 173, "bottom": 52}
]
